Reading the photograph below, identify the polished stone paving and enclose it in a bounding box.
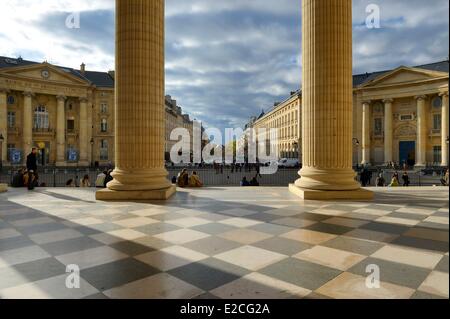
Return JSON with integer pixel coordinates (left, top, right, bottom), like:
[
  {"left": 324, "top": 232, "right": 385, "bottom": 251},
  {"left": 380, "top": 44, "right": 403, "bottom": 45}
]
[{"left": 0, "top": 187, "right": 448, "bottom": 299}]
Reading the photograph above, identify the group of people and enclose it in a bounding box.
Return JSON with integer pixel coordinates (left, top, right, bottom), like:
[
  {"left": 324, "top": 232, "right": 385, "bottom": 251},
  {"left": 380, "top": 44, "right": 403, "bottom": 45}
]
[
  {"left": 240, "top": 175, "right": 260, "bottom": 187},
  {"left": 11, "top": 148, "right": 42, "bottom": 190},
  {"left": 375, "top": 171, "right": 411, "bottom": 187},
  {"left": 174, "top": 169, "right": 203, "bottom": 188}
]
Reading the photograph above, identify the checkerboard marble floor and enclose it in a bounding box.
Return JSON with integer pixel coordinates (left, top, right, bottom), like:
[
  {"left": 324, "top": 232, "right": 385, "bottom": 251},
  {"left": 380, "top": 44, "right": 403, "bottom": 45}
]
[{"left": 0, "top": 187, "right": 448, "bottom": 299}]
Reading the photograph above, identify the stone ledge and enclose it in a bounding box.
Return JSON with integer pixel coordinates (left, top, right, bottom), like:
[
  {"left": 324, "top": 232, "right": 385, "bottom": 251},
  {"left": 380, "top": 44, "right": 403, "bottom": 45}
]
[
  {"left": 289, "top": 184, "right": 374, "bottom": 201},
  {"left": 96, "top": 185, "right": 176, "bottom": 201},
  {"left": 0, "top": 184, "right": 7, "bottom": 193}
]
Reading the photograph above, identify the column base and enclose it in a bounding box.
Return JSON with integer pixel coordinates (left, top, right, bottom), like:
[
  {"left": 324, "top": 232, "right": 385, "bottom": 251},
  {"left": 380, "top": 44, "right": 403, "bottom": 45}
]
[
  {"left": 0, "top": 184, "right": 7, "bottom": 193},
  {"left": 96, "top": 185, "right": 176, "bottom": 201},
  {"left": 289, "top": 184, "right": 374, "bottom": 201}
]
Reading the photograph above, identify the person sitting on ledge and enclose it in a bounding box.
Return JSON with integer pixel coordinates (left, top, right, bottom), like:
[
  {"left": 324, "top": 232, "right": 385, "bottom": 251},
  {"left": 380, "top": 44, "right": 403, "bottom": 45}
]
[
  {"left": 388, "top": 172, "right": 400, "bottom": 187},
  {"left": 66, "top": 179, "right": 76, "bottom": 187},
  {"left": 240, "top": 177, "right": 250, "bottom": 187},
  {"left": 249, "top": 175, "right": 260, "bottom": 186},
  {"left": 80, "top": 175, "right": 91, "bottom": 188},
  {"left": 95, "top": 170, "right": 107, "bottom": 188},
  {"left": 177, "top": 169, "right": 189, "bottom": 188},
  {"left": 189, "top": 171, "right": 203, "bottom": 188}
]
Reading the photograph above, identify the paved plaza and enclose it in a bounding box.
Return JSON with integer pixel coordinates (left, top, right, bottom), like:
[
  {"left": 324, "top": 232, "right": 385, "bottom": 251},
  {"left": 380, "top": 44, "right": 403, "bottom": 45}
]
[{"left": 0, "top": 186, "right": 448, "bottom": 299}]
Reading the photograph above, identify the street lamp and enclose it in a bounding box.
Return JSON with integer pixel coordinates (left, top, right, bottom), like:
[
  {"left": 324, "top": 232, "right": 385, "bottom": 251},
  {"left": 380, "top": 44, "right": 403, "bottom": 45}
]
[{"left": 90, "top": 138, "right": 95, "bottom": 168}]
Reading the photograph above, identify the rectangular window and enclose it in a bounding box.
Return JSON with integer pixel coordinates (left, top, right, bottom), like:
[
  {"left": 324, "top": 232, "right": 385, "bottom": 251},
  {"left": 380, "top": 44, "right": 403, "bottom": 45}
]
[
  {"left": 7, "top": 112, "right": 15, "bottom": 128},
  {"left": 374, "top": 118, "right": 383, "bottom": 136},
  {"left": 100, "top": 140, "right": 109, "bottom": 160},
  {"left": 433, "top": 146, "right": 442, "bottom": 164},
  {"left": 67, "top": 119, "right": 75, "bottom": 132},
  {"left": 433, "top": 114, "right": 442, "bottom": 131},
  {"left": 7, "top": 144, "right": 15, "bottom": 162}
]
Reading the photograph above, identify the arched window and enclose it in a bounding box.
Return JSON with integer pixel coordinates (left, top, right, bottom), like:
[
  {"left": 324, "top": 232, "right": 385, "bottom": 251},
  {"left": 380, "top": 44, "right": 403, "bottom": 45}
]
[
  {"left": 34, "top": 106, "right": 49, "bottom": 129},
  {"left": 432, "top": 96, "right": 442, "bottom": 109},
  {"left": 101, "top": 118, "right": 108, "bottom": 132}
]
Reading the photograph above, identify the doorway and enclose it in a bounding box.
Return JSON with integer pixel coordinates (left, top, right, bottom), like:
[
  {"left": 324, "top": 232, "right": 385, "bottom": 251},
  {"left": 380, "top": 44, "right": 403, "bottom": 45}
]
[{"left": 399, "top": 141, "right": 416, "bottom": 167}]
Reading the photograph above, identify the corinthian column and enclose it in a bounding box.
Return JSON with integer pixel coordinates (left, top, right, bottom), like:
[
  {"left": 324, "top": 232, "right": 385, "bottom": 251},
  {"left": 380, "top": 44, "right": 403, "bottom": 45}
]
[
  {"left": 441, "top": 92, "right": 448, "bottom": 167},
  {"left": 384, "top": 99, "right": 393, "bottom": 164},
  {"left": 290, "top": 0, "right": 372, "bottom": 200},
  {"left": 415, "top": 95, "right": 427, "bottom": 167},
  {"left": 361, "top": 101, "right": 371, "bottom": 165},
  {"left": 97, "top": 0, "right": 175, "bottom": 200},
  {"left": 78, "top": 97, "right": 89, "bottom": 166},
  {"left": 22, "top": 91, "right": 33, "bottom": 160},
  {"left": 55, "top": 95, "right": 66, "bottom": 166}
]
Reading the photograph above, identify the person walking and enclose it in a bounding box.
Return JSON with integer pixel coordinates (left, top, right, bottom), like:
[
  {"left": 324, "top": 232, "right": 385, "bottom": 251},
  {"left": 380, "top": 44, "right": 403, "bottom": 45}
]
[{"left": 26, "top": 148, "right": 38, "bottom": 190}]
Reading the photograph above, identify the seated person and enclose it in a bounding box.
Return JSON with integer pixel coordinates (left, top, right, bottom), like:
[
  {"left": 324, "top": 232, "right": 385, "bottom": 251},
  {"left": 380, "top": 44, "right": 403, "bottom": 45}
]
[
  {"left": 177, "top": 169, "right": 189, "bottom": 187},
  {"left": 249, "top": 176, "right": 260, "bottom": 186},
  {"left": 66, "top": 179, "right": 76, "bottom": 187},
  {"left": 240, "top": 177, "right": 250, "bottom": 187},
  {"left": 189, "top": 172, "right": 203, "bottom": 188},
  {"left": 95, "top": 171, "right": 107, "bottom": 188}
]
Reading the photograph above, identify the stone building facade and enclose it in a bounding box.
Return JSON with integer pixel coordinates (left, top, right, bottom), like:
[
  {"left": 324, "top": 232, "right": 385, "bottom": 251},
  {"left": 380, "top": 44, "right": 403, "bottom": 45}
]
[
  {"left": 246, "top": 61, "right": 449, "bottom": 168},
  {"left": 0, "top": 56, "right": 193, "bottom": 167}
]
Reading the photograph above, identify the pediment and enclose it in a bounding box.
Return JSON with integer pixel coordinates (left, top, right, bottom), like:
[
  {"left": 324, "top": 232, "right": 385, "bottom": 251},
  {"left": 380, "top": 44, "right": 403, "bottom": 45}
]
[
  {"left": 0, "top": 63, "right": 90, "bottom": 86},
  {"left": 361, "top": 66, "right": 448, "bottom": 88}
]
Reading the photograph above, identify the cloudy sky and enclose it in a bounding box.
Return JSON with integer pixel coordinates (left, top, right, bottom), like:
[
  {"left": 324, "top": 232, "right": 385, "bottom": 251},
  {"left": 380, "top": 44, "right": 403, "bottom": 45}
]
[{"left": 0, "top": 0, "right": 448, "bottom": 131}]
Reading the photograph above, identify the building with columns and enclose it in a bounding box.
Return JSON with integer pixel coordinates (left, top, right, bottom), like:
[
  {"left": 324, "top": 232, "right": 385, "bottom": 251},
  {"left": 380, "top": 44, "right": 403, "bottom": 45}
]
[
  {"left": 246, "top": 60, "right": 449, "bottom": 168},
  {"left": 0, "top": 56, "right": 194, "bottom": 168}
]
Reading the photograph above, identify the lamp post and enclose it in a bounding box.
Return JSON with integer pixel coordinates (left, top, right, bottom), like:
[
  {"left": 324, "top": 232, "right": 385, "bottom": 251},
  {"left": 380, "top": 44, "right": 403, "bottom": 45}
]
[{"left": 90, "top": 138, "right": 94, "bottom": 168}]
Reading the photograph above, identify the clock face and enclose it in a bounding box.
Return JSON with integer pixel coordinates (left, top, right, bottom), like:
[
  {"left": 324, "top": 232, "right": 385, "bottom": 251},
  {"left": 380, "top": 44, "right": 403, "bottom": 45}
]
[{"left": 41, "top": 70, "right": 50, "bottom": 79}]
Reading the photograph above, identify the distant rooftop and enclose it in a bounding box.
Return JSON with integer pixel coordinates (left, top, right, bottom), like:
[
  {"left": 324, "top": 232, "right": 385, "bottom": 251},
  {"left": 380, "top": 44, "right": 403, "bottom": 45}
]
[{"left": 0, "top": 56, "right": 114, "bottom": 88}]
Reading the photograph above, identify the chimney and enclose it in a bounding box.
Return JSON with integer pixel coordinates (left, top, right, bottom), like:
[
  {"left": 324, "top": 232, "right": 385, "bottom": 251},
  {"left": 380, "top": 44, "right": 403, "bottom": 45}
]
[
  {"left": 80, "top": 63, "right": 86, "bottom": 75},
  {"left": 108, "top": 70, "right": 115, "bottom": 79}
]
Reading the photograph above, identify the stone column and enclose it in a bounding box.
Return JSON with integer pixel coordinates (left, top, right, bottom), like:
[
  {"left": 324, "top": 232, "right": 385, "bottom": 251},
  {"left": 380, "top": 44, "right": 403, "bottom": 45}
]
[
  {"left": 55, "top": 95, "right": 66, "bottom": 166},
  {"left": 97, "top": 0, "right": 175, "bottom": 200},
  {"left": 22, "top": 92, "right": 33, "bottom": 159},
  {"left": 0, "top": 89, "right": 8, "bottom": 164},
  {"left": 361, "top": 101, "right": 371, "bottom": 165},
  {"left": 415, "top": 95, "right": 427, "bottom": 167},
  {"left": 78, "top": 97, "right": 89, "bottom": 166},
  {"left": 290, "top": 0, "right": 372, "bottom": 200},
  {"left": 384, "top": 99, "right": 394, "bottom": 164},
  {"left": 441, "top": 92, "right": 449, "bottom": 167}
]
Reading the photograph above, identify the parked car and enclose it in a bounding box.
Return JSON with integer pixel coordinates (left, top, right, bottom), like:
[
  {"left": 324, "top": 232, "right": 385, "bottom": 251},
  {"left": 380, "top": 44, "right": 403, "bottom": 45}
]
[{"left": 277, "top": 158, "right": 300, "bottom": 168}]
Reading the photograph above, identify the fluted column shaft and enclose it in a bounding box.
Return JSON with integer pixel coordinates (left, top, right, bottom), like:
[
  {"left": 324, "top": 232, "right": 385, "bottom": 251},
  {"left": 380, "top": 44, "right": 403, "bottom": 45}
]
[
  {"left": 361, "top": 101, "right": 371, "bottom": 165},
  {"left": 56, "top": 95, "right": 66, "bottom": 165},
  {"left": 416, "top": 96, "right": 427, "bottom": 167},
  {"left": 23, "top": 92, "right": 33, "bottom": 158},
  {"left": 108, "top": 0, "right": 171, "bottom": 191},
  {"left": 0, "top": 90, "right": 7, "bottom": 163},
  {"left": 79, "top": 98, "right": 89, "bottom": 165},
  {"left": 295, "top": 0, "right": 359, "bottom": 191},
  {"left": 384, "top": 99, "right": 393, "bottom": 164},
  {"left": 441, "top": 93, "right": 449, "bottom": 167}
]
